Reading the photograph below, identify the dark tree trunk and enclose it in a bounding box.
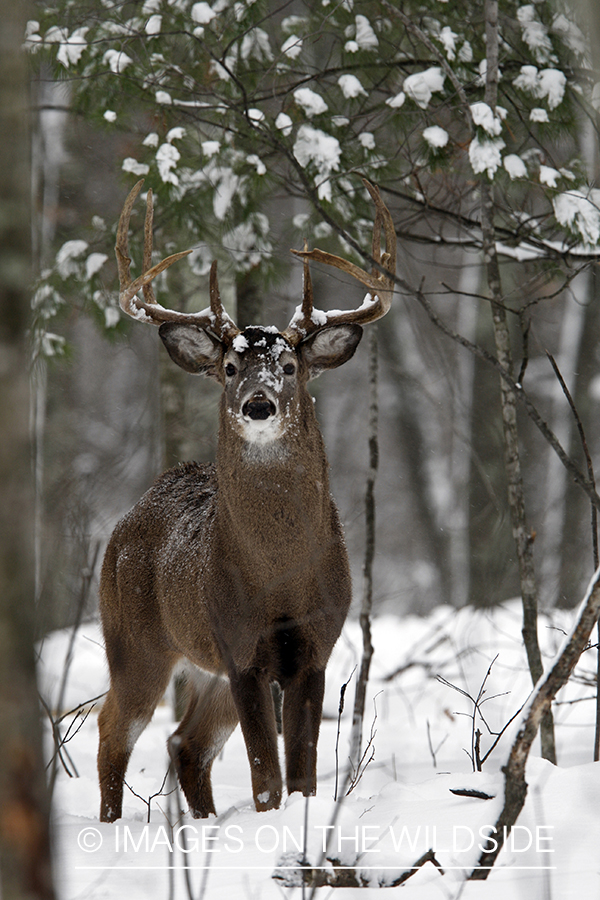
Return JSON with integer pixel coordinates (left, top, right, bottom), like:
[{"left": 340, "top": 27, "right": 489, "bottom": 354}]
[{"left": 0, "top": 1, "right": 56, "bottom": 896}]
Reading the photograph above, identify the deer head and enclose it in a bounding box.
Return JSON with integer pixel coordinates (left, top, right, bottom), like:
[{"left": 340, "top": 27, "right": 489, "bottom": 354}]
[{"left": 115, "top": 180, "right": 395, "bottom": 456}]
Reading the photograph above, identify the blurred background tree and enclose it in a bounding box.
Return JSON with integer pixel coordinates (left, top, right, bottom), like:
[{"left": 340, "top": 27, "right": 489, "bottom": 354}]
[{"left": 0, "top": 0, "right": 55, "bottom": 895}]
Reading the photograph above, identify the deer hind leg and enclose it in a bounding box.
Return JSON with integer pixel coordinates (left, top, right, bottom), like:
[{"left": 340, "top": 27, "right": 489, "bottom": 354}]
[
  {"left": 228, "top": 667, "right": 282, "bottom": 812},
  {"left": 167, "top": 671, "right": 239, "bottom": 818},
  {"left": 98, "top": 640, "right": 177, "bottom": 823},
  {"left": 282, "top": 669, "right": 325, "bottom": 797}
]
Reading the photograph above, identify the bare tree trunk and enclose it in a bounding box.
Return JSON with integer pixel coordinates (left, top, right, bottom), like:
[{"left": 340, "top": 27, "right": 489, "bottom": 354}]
[
  {"left": 482, "top": 0, "right": 556, "bottom": 764},
  {"left": 470, "top": 566, "right": 600, "bottom": 878},
  {"left": 0, "top": 0, "right": 55, "bottom": 895},
  {"left": 448, "top": 259, "right": 479, "bottom": 607},
  {"left": 349, "top": 328, "right": 378, "bottom": 772},
  {"left": 30, "top": 79, "right": 68, "bottom": 609},
  {"left": 576, "top": 0, "right": 600, "bottom": 769},
  {"left": 539, "top": 275, "right": 588, "bottom": 604},
  {"left": 378, "top": 316, "right": 450, "bottom": 606}
]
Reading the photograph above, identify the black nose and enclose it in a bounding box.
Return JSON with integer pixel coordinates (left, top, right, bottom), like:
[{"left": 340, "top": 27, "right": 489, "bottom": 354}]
[{"left": 243, "top": 399, "right": 276, "bottom": 420}]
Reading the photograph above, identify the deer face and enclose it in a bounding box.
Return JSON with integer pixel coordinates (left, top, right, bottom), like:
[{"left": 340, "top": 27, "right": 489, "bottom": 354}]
[
  {"left": 159, "top": 321, "right": 363, "bottom": 446},
  {"left": 223, "top": 327, "right": 299, "bottom": 445}
]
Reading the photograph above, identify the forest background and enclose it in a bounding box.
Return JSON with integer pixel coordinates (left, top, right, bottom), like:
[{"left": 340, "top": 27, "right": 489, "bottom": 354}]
[{"left": 25, "top": 0, "right": 600, "bottom": 634}]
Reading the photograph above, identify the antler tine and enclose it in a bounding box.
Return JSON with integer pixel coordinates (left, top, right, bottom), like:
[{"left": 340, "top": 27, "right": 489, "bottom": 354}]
[
  {"left": 283, "top": 181, "right": 396, "bottom": 344},
  {"left": 301, "top": 239, "right": 314, "bottom": 321},
  {"left": 115, "top": 180, "right": 239, "bottom": 340},
  {"left": 142, "top": 187, "right": 157, "bottom": 307},
  {"left": 115, "top": 178, "right": 143, "bottom": 297}
]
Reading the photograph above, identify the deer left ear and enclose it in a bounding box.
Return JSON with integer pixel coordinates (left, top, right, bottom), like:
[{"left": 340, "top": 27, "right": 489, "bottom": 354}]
[{"left": 300, "top": 323, "right": 363, "bottom": 379}]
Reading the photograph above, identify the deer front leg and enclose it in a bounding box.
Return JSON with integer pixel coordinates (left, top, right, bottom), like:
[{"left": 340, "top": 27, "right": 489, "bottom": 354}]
[
  {"left": 282, "top": 669, "right": 325, "bottom": 796},
  {"left": 228, "top": 667, "right": 282, "bottom": 812}
]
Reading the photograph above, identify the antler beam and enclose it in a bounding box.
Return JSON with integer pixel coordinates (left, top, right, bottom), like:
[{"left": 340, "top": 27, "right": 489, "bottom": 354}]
[
  {"left": 283, "top": 181, "right": 396, "bottom": 344},
  {"left": 115, "top": 180, "right": 239, "bottom": 341}
]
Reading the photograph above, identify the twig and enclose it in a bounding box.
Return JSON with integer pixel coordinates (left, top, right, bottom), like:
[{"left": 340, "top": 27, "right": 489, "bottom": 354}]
[
  {"left": 55, "top": 691, "right": 107, "bottom": 725},
  {"left": 60, "top": 703, "right": 96, "bottom": 747},
  {"left": 55, "top": 542, "right": 100, "bottom": 719},
  {"left": 437, "top": 658, "right": 524, "bottom": 771},
  {"left": 346, "top": 693, "right": 380, "bottom": 795},
  {"left": 46, "top": 542, "right": 101, "bottom": 796},
  {"left": 122, "top": 768, "right": 175, "bottom": 824},
  {"left": 334, "top": 666, "right": 355, "bottom": 802},
  {"left": 426, "top": 719, "right": 447, "bottom": 769},
  {"left": 40, "top": 694, "right": 78, "bottom": 779}
]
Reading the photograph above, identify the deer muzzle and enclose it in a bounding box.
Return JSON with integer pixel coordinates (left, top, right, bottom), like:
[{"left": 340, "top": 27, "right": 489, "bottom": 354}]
[{"left": 242, "top": 396, "right": 277, "bottom": 420}]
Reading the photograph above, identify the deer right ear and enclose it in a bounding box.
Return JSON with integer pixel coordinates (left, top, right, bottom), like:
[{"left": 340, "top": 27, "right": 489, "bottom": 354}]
[{"left": 159, "top": 322, "right": 223, "bottom": 380}]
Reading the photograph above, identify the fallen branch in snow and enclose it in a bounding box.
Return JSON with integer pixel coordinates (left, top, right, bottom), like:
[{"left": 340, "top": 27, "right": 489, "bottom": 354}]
[
  {"left": 449, "top": 788, "right": 495, "bottom": 800},
  {"left": 273, "top": 847, "right": 444, "bottom": 889},
  {"left": 469, "top": 566, "right": 600, "bottom": 879}
]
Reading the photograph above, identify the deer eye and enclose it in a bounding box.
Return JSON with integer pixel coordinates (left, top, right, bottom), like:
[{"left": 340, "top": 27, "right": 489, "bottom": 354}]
[
  {"left": 225, "top": 363, "right": 237, "bottom": 377},
  {"left": 283, "top": 363, "right": 295, "bottom": 375}
]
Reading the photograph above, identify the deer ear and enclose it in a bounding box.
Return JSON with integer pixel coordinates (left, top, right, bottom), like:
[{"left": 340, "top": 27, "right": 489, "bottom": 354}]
[
  {"left": 300, "top": 324, "right": 363, "bottom": 379},
  {"left": 159, "top": 322, "right": 223, "bottom": 380}
]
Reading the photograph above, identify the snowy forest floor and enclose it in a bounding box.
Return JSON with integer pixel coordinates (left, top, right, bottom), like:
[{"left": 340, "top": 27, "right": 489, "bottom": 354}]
[{"left": 39, "top": 601, "right": 600, "bottom": 899}]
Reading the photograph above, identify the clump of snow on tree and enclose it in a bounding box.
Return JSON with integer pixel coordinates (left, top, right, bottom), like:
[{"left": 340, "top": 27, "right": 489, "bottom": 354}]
[
  {"left": 470, "top": 101, "right": 504, "bottom": 136},
  {"left": 503, "top": 154, "right": 527, "bottom": 179},
  {"left": 469, "top": 136, "right": 506, "bottom": 179},
  {"left": 293, "top": 126, "right": 341, "bottom": 201},
  {"left": 293, "top": 87, "right": 328, "bottom": 118},
  {"left": 553, "top": 189, "right": 600, "bottom": 247},
  {"left": 403, "top": 67, "right": 445, "bottom": 109},
  {"left": 337, "top": 74, "right": 367, "bottom": 99},
  {"left": 423, "top": 126, "right": 449, "bottom": 149}
]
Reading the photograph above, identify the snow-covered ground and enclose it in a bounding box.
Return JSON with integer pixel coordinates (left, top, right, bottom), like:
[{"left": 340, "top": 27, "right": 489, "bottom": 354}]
[{"left": 39, "top": 600, "right": 600, "bottom": 898}]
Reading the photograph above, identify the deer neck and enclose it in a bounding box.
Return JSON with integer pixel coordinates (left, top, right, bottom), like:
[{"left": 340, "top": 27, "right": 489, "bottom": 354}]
[{"left": 215, "top": 394, "right": 331, "bottom": 556}]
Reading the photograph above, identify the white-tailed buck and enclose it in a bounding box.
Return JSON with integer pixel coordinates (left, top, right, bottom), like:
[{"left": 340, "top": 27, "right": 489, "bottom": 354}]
[{"left": 98, "top": 179, "right": 396, "bottom": 821}]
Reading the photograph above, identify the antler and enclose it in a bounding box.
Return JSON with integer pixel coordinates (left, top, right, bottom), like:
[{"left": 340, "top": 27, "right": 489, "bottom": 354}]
[
  {"left": 115, "top": 180, "right": 239, "bottom": 341},
  {"left": 283, "top": 181, "right": 396, "bottom": 345}
]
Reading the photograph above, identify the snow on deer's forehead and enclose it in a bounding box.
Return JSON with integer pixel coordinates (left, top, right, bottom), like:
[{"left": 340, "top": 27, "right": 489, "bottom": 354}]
[{"left": 235, "top": 326, "right": 291, "bottom": 359}]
